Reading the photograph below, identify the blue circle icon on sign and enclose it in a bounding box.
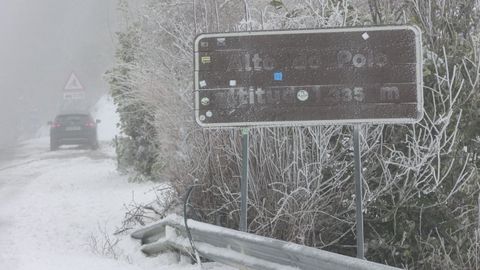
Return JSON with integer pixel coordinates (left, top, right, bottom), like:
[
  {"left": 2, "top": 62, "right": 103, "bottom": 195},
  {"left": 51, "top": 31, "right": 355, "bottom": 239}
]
[{"left": 274, "top": 72, "right": 283, "bottom": 81}]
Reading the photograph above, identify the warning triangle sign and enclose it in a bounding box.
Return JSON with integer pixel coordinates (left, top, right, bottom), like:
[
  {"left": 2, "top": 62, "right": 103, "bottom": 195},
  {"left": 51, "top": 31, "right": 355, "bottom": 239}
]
[{"left": 64, "top": 73, "right": 84, "bottom": 91}]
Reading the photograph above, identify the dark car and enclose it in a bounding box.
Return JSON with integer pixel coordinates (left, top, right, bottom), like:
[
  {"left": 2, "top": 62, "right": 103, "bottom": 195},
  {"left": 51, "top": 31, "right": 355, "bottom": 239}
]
[{"left": 48, "top": 113, "right": 100, "bottom": 151}]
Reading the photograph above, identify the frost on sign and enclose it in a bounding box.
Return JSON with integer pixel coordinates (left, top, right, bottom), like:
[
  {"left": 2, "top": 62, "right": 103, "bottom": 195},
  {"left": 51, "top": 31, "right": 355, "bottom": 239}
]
[{"left": 194, "top": 26, "right": 423, "bottom": 127}]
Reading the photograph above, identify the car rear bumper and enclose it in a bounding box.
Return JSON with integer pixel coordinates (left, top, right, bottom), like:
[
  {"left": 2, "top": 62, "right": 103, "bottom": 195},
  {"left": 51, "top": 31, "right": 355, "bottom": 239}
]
[
  {"left": 57, "top": 138, "right": 92, "bottom": 145},
  {"left": 50, "top": 129, "right": 97, "bottom": 145}
]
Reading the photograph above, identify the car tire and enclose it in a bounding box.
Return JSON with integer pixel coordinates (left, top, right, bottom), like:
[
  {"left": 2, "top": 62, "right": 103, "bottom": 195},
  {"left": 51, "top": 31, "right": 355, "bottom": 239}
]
[{"left": 90, "top": 141, "right": 99, "bottom": 150}]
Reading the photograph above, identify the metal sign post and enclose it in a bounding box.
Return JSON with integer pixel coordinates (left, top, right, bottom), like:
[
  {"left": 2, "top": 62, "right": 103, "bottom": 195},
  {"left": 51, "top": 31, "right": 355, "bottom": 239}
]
[
  {"left": 353, "top": 125, "right": 364, "bottom": 259},
  {"left": 239, "top": 127, "right": 249, "bottom": 232}
]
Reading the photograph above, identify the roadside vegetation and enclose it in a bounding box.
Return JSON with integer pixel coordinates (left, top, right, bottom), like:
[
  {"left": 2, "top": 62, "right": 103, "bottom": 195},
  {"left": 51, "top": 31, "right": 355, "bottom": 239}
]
[{"left": 107, "top": 0, "right": 480, "bottom": 268}]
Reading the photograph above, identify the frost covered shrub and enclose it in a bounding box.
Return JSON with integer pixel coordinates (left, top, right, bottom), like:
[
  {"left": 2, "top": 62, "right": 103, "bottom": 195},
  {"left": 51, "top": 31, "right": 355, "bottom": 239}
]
[
  {"left": 359, "top": 1, "right": 480, "bottom": 268},
  {"left": 106, "top": 14, "right": 160, "bottom": 180},
  {"left": 111, "top": 0, "right": 480, "bottom": 268}
]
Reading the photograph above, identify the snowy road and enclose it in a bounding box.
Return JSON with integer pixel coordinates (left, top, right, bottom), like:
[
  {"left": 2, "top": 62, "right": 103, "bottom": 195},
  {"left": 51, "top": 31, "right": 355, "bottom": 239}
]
[
  {"left": 0, "top": 145, "right": 15, "bottom": 165},
  {"left": 0, "top": 138, "right": 225, "bottom": 270}
]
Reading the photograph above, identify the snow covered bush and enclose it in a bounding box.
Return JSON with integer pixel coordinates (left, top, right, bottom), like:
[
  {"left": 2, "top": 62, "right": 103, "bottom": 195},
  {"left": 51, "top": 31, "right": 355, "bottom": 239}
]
[
  {"left": 109, "top": 0, "right": 480, "bottom": 268},
  {"left": 106, "top": 5, "right": 160, "bottom": 180}
]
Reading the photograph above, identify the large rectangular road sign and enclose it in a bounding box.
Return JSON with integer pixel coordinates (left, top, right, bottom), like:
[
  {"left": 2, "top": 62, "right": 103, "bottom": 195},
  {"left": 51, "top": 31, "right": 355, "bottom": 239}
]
[{"left": 194, "top": 25, "right": 423, "bottom": 127}]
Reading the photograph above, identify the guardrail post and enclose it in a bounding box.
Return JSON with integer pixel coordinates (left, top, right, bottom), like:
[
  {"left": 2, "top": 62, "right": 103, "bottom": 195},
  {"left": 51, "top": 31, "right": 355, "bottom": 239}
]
[{"left": 165, "top": 225, "right": 177, "bottom": 241}]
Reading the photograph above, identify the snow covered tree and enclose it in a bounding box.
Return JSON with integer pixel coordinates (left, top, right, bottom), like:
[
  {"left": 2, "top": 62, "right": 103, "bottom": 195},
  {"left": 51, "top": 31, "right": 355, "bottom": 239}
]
[{"left": 106, "top": 2, "right": 160, "bottom": 179}]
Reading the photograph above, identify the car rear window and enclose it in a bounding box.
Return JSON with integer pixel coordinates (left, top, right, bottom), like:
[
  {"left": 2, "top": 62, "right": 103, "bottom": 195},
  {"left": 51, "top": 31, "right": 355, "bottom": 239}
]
[{"left": 56, "top": 115, "right": 91, "bottom": 124}]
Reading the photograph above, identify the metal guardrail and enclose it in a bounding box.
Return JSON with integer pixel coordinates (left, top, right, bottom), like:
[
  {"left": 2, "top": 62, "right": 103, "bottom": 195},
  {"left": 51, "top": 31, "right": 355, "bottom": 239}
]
[{"left": 131, "top": 214, "right": 402, "bottom": 270}]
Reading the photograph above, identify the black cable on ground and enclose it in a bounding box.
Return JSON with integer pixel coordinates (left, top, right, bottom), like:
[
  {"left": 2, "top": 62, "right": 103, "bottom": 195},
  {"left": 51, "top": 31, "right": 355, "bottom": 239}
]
[{"left": 183, "top": 181, "right": 202, "bottom": 266}]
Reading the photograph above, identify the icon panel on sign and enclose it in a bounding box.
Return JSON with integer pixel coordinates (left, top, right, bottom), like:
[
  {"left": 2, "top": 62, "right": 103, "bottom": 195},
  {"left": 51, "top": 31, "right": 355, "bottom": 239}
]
[
  {"left": 217, "top": 38, "right": 226, "bottom": 46},
  {"left": 274, "top": 72, "right": 283, "bottom": 81},
  {"left": 201, "top": 56, "right": 211, "bottom": 64}
]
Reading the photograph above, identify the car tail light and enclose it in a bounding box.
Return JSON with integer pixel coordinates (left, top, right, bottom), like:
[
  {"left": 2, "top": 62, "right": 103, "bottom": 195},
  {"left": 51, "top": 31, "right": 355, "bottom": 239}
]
[
  {"left": 85, "top": 121, "right": 96, "bottom": 128},
  {"left": 52, "top": 122, "right": 61, "bottom": 128}
]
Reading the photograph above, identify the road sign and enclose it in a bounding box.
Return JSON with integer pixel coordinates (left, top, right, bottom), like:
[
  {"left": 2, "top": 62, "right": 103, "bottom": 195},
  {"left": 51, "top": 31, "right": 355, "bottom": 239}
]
[
  {"left": 194, "top": 25, "right": 423, "bottom": 127},
  {"left": 64, "top": 72, "right": 84, "bottom": 91},
  {"left": 63, "top": 92, "right": 85, "bottom": 100}
]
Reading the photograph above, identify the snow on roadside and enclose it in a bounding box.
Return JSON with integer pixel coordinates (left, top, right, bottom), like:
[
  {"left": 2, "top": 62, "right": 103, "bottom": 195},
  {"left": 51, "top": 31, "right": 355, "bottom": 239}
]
[
  {"left": 0, "top": 139, "right": 146, "bottom": 269},
  {"left": 92, "top": 95, "right": 121, "bottom": 141},
  {"left": 0, "top": 139, "right": 228, "bottom": 270}
]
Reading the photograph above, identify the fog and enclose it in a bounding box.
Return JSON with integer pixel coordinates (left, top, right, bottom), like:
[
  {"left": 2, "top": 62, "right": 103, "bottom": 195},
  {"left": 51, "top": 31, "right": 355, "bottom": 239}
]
[{"left": 0, "top": 0, "right": 118, "bottom": 152}]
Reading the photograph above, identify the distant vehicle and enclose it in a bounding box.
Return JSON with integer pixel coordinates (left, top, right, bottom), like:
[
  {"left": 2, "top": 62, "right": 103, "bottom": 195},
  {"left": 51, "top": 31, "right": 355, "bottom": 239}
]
[{"left": 48, "top": 113, "right": 100, "bottom": 151}]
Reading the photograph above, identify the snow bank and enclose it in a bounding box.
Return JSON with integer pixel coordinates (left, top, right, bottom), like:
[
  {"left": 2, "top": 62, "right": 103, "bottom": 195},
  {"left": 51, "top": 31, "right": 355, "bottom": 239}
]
[
  {"left": 0, "top": 138, "right": 227, "bottom": 270},
  {"left": 91, "top": 95, "right": 121, "bottom": 141}
]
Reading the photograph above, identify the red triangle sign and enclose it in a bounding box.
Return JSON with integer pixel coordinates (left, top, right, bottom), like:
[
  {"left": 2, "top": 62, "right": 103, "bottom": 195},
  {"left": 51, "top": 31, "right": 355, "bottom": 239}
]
[{"left": 64, "top": 73, "right": 84, "bottom": 91}]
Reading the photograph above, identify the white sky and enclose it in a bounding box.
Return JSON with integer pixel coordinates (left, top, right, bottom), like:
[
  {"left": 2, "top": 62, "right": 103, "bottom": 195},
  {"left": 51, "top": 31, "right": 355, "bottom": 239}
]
[{"left": 0, "top": 0, "right": 118, "bottom": 148}]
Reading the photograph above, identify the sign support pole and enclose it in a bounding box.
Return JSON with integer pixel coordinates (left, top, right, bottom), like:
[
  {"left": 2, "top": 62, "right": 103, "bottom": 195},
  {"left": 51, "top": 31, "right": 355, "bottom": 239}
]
[
  {"left": 353, "top": 125, "right": 365, "bottom": 259},
  {"left": 239, "top": 127, "right": 250, "bottom": 232}
]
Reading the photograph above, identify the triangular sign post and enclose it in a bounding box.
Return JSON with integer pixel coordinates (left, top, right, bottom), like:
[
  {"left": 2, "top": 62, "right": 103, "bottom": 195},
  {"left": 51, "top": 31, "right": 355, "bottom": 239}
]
[{"left": 64, "top": 72, "right": 84, "bottom": 91}]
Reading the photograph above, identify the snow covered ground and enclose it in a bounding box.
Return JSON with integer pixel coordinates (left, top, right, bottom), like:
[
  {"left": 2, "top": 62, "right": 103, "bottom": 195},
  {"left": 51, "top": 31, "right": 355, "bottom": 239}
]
[
  {"left": 0, "top": 96, "right": 227, "bottom": 270},
  {"left": 91, "top": 95, "right": 121, "bottom": 142}
]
